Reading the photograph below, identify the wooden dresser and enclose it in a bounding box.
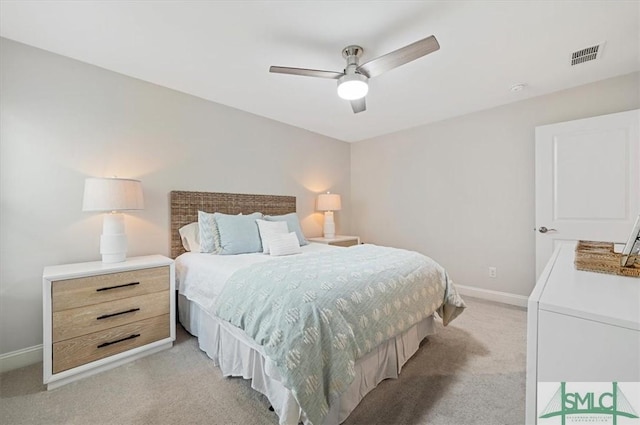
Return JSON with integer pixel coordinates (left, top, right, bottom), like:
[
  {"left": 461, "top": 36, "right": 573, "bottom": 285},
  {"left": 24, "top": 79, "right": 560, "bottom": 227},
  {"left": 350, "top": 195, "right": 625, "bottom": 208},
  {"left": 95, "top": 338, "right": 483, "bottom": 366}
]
[
  {"left": 43, "top": 255, "right": 175, "bottom": 389},
  {"left": 525, "top": 243, "right": 640, "bottom": 424}
]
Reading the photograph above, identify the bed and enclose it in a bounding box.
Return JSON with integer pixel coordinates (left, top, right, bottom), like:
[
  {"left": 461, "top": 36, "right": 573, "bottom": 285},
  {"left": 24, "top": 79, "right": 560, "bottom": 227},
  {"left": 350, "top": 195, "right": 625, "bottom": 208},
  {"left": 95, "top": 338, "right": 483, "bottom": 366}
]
[{"left": 170, "top": 191, "right": 465, "bottom": 425}]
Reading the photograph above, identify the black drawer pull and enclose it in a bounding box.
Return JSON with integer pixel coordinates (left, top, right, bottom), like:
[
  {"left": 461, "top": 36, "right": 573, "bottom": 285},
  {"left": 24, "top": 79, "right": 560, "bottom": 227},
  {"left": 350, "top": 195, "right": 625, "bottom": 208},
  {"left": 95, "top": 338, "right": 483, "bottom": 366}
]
[
  {"left": 97, "top": 333, "right": 140, "bottom": 349},
  {"left": 96, "top": 281, "right": 140, "bottom": 292},
  {"left": 96, "top": 308, "right": 140, "bottom": 320}
]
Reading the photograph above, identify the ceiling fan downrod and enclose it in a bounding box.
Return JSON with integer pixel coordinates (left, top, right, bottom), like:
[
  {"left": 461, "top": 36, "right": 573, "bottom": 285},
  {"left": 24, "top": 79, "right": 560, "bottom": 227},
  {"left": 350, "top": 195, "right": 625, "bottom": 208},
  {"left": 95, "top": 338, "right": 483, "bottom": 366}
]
[
  {"left": 342, "top": 45, "right": 364, "bottom": 74},
  {"left": 338, "top": 45, "right": 368, "bottom": 100}
]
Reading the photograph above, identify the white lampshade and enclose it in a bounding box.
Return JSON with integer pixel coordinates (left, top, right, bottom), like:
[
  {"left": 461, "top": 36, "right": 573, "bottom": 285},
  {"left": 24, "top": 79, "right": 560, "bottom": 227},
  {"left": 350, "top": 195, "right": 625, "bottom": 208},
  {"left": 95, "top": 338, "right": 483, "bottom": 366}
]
[
  {"left": 82, "top": 177, "right": 144, "bottom": 263},
  {"left": 83, "top": 178, "right": 144, "bottom": 212},
  {"left": 337, "top": 74, "right": 369, "bottom": 100},
  {"left": 317, "top": 193, "right": 342, "bottom": 211},
  {"left": 318, "top": 192, "right": 341, "bottom": 240}
]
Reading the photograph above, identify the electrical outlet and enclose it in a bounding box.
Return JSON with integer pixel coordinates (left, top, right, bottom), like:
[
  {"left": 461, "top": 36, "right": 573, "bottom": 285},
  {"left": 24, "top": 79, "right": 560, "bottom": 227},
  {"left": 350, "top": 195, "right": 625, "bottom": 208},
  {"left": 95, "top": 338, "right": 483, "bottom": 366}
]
[{"left": 488, "top": 267, "right": 497, "bottom": 278}]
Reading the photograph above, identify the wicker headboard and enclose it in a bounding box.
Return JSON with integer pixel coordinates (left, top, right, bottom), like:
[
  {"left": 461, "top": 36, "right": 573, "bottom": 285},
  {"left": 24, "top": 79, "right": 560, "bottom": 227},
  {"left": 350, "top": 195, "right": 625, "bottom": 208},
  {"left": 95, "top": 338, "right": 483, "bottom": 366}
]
[{"left": 170, "top": 191, "right": 296, "bottom": 258}]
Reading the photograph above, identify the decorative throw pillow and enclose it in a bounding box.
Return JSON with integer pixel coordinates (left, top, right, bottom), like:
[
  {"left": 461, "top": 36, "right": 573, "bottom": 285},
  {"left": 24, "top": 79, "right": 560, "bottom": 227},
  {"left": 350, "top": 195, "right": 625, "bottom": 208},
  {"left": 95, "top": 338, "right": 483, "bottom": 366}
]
[
  {"left": 214, "top": 212, "right": 263, "bottom": 255},
  {"left": 264, "top": 213, "right": 308, "bottom": 246},
  {"left": 269, "top": 232, "right": 302, "bottom": 256},
  {"left": 178, "top": 222, "right": 200, "bottom": 252},
  {"left": 256, "top": 219, "right": 289, "bottom": 254},
  {"left": 198, "top": 211, "right": 221, "bottom": 254}
]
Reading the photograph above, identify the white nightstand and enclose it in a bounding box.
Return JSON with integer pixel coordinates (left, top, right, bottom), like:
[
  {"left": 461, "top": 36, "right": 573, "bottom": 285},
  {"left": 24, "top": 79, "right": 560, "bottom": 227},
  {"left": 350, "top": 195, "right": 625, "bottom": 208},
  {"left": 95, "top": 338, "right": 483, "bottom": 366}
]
[
  {"left": 42, "top": 255, "right": 175, "bottom": 390},
  {"left": 308, "top": 235, "right": 360, "bottom": 247}
]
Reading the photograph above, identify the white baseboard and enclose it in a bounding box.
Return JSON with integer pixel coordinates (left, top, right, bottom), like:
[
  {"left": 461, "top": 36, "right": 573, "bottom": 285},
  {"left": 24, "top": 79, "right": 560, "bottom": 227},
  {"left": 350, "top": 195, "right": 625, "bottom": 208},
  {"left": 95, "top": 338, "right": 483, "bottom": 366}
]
[
  {"left": 456, "top": 284, "right": 528, "bottom": 308},
  {"left": 0, "top": 344, "right": 42, "bottom": 373}
]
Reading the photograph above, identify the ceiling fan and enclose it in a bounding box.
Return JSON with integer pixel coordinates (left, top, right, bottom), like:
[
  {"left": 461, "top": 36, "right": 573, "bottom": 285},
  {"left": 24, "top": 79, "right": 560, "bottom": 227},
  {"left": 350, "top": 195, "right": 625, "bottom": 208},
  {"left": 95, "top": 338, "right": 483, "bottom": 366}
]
[{"left": 269, "top": 35, "right": 440, "bottom": 114}]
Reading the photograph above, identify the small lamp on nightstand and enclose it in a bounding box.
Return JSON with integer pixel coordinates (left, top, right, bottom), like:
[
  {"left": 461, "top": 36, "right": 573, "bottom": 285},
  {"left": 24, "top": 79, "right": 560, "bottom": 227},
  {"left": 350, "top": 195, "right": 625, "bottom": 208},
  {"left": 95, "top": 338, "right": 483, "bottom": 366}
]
[
  {"left": 317, "top": 192, "right": 341, "bottom": 239},
  {"left": 82, "top": 177, "right": 144, "bottom": 263}
]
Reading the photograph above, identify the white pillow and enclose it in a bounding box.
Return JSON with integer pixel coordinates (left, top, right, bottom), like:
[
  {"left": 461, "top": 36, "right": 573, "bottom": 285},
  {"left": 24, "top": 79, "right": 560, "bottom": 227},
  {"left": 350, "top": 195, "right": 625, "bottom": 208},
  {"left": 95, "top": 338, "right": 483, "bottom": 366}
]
[
  {"left": 256, "top": 219, "right": 289, "bottom": 254},
  {"left": 264, "top": 213, "right": 308, "bottom": 246},
  {"left": 179, "top": 222, "right": 200, "bottom": 252},
  {"left": 269, "top": 232, "right": 302, "bottom": 257}
]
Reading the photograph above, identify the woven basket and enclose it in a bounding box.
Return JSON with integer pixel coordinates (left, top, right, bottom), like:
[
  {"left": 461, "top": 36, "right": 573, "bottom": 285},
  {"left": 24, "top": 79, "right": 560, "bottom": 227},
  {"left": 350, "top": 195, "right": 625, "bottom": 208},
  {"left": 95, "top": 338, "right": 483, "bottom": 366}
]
[{"left": 574, "top": 241, "right": 640, "bottom": 278}]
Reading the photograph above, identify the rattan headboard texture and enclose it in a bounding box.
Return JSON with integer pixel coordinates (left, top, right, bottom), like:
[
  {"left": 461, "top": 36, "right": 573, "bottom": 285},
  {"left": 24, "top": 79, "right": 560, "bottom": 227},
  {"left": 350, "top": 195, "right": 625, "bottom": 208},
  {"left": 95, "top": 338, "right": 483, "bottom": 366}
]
[{"left": 170, "top": 191, "right": 296, "bottom": 258}]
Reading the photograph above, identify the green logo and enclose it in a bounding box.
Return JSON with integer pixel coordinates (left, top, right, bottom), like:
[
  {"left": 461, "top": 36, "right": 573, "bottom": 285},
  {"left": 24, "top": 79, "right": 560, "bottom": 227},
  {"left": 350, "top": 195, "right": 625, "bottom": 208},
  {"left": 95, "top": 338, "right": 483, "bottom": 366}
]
[{"left": 539, "top": 382, "right": 639, "bottom": 424}]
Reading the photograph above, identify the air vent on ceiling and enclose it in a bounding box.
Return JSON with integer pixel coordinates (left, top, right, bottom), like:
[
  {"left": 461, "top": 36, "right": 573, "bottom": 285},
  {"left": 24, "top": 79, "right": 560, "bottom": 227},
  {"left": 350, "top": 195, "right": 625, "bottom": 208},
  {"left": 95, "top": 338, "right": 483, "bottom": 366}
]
[{"left": 571, "top": 43, "right": 603, "bottom": 66}]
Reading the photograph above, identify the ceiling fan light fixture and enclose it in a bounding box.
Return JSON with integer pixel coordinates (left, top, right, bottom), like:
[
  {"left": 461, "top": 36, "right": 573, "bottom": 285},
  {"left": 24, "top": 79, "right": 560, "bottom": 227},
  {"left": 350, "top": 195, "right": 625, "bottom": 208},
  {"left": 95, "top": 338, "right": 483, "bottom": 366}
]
[
  {"left": 270, "top": 35, "right": 440, "bottom": 113},
  {"left": 337, "top": 74, "right": 369, "bottom": 100}
]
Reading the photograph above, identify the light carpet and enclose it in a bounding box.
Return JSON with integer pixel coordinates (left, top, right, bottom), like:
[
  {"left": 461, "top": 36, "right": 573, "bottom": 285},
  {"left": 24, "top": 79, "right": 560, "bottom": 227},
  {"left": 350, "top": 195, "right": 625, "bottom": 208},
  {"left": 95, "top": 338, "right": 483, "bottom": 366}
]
[{"left": 0, "top": 297, "right": 526, "bottom": 424}]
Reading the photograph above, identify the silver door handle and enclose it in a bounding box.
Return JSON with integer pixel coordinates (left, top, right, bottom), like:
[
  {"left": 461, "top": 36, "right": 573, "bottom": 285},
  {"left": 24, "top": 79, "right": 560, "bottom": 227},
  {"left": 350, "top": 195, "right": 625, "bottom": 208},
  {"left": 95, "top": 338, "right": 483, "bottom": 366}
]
[{"left": 538, "top": 226, "right": 557, "bottom": 233}]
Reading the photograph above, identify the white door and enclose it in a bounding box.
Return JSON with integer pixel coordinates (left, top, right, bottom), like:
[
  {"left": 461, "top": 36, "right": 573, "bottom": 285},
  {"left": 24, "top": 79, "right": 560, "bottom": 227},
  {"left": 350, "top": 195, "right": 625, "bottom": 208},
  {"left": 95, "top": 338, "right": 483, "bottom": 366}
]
[{"left": 535, "top": 109, "right": 640, "bottom": 277}]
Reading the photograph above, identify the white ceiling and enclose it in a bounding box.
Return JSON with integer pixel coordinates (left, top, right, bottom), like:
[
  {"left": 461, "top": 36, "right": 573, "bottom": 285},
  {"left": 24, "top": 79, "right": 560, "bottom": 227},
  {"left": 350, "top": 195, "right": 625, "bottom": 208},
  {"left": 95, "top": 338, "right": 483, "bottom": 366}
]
[{"left": 1, "top": 1, "right": 639, "bottom": 142}]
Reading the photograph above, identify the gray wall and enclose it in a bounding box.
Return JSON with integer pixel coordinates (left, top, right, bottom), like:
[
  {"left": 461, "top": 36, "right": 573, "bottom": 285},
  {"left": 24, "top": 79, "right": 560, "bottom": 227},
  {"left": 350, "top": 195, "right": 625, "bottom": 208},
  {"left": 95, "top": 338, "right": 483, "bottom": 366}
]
[
  {"left": 351, "top": 72, "right": 640, "bottom": 297},
  {"left": 0, "top": 38, "right": 351, "bottom": 355}
]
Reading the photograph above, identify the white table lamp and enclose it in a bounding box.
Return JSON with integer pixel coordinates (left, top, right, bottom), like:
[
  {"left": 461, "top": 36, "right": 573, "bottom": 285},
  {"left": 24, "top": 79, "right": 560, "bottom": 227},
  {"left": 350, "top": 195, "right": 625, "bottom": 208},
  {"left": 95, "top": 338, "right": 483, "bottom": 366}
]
[
  {"left": 317, "top": 192, "right": 341, "bottom": 239},
  {"left": 82, "top": 177, "right": 144, "bottom": 263}
]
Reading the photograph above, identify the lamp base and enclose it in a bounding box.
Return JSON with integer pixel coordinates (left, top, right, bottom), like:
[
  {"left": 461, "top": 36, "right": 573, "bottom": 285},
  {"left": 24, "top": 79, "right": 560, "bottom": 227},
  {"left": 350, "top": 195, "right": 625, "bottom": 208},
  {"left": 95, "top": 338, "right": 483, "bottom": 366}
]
[
  {"left": 323, "top": 211, "right": 336, "bottom": 239},
  {"left": 100, "top": 213, "right": 128, "bottom": 263},
  {"left": 101, "top": 251, "right": 126, "bottom": 263}
]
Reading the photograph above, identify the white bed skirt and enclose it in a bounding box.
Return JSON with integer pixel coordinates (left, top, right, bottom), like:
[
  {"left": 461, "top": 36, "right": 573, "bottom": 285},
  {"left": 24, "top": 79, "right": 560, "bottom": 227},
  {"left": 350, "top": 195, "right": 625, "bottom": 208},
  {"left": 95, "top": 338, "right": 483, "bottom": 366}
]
[{"left": 178, "top": 294, "right": 436, "bottom": 425}]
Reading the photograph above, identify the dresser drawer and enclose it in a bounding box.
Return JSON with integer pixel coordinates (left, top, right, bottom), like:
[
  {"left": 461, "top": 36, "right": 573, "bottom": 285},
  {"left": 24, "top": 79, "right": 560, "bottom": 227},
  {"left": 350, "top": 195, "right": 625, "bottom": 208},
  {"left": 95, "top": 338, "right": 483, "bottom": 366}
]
[
  {"left": 52, "top": 314, "right": 170, "bottom": 374},
  {"left": 331, "top": 239, "right": 358, "bottom": 247},
  {"left": 52, "top": 266, "right": 169, "bottom": 312},
  {"left": 52, "top": 291, "right": 169, "bottom": 343}
]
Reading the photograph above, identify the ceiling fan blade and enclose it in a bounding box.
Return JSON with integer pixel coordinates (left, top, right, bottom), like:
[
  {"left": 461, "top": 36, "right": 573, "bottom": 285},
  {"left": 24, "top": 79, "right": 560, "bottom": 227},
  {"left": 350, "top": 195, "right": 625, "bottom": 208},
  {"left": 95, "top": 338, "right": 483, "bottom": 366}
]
[
  {"left": 350, "top": 98, "right": 366, "bottom": 114},
  {"left": 269, "top": 66, "right": 343, "bottom": 79},
  {"left": 357, "top": 35, "right": 440, "bottom": 78}
]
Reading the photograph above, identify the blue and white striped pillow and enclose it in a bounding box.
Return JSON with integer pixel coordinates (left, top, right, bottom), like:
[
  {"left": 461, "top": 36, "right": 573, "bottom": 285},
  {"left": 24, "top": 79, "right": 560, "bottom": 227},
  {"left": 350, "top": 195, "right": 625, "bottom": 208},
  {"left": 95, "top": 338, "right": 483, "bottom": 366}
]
[{"left": 198, "top": 211, "right": 221, "bottom": 254}]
